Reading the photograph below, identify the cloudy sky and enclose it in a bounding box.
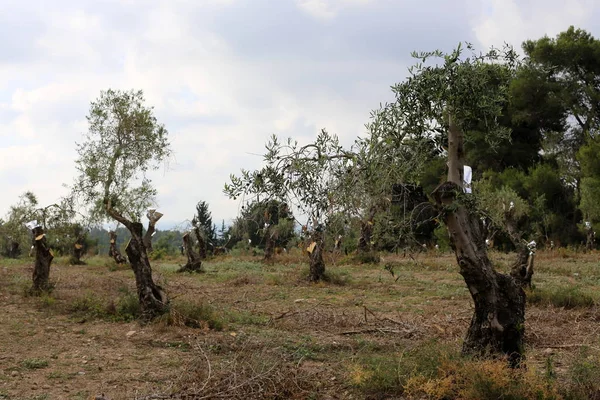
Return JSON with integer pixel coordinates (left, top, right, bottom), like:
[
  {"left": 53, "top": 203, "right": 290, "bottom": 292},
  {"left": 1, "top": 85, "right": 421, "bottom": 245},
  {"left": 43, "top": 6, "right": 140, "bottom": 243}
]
[{"left": 1, "top": 0, "right": 599, "bottom": 229}]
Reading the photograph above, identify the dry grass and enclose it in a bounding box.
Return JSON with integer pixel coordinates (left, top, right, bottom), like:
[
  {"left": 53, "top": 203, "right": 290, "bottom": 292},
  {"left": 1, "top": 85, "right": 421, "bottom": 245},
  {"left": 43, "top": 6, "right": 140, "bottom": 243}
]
[{"left": 0, "top": 249, "right": 599, "bottom": 399}]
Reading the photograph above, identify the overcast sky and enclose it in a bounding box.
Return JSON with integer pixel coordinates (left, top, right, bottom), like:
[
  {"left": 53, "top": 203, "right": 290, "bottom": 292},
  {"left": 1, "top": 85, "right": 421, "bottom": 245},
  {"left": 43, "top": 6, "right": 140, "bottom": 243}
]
[{"left": 1, "top": 0, "right": 599, "bottom": 230}]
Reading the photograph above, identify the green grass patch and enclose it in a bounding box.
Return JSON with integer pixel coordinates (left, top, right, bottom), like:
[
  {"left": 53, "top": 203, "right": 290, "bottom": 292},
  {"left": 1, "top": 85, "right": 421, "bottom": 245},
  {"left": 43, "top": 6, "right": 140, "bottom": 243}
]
[
  {"left": 162, "top": 299, "right": 225, "bottom": 330},
  {"left": 527, "top": 286, "right": 597, "bottom": 309},
  {"left": 68, "top": 289, "right": 140, "bottom": 321}
]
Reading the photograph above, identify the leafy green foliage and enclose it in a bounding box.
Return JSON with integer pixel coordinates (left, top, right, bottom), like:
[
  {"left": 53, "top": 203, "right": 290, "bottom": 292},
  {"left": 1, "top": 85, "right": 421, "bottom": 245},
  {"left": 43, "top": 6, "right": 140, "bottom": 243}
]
[
  {"left": 73, "top": 89, "right": 171, "bottom": 223},
  {"left": 225, "top": 129, "right": 351, "bottom": 230},
  {"left": 381, "top": 43, "right": 517, "bottom": 148},
  {"left": 229, "top": 200, "right": 295, "bottom": 250},
  {"left": 0, "top": 192, "right": 38, "bottom": 257}
]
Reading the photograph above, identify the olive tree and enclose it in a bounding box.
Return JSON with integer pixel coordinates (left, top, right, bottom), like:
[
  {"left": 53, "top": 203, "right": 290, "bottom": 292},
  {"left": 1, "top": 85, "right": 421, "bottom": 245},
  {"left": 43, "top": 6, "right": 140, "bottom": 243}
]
[
  {"left": 373, "top": 43, "right": 526, "bottom": 364},
  {"left": 225, "top": 130, "right": 351, "bottom": 281},
  {"left": 0, "top": 192, "right": 39, "bottom": 258},
  {"left": 343, "top": 117, "right": 438, "bottom": 254},
  {"left": 73, "top": 89, "right": 170, "bottom": 320}
]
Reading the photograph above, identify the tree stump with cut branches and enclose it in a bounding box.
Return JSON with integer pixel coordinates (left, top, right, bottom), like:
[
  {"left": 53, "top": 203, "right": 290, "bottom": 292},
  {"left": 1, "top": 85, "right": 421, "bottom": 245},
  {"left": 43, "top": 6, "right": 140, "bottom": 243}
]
[
  {"left": 70, "top": 238, "right": 86, "bottom": 265},
  {"left": 307, "top": 229, "right": 325, "bottom": 282},
  {"left": 31, "top": 226, "right": 54, "bottom": 294},
  {"left": 178, "top": 231, "right": 203, "bottom": 273},
  {"left": 143, "top": 209, "right": 163, "bottom": 254},
  {"left": 108, "top": 231, "right": 127, "bottom": 264}
]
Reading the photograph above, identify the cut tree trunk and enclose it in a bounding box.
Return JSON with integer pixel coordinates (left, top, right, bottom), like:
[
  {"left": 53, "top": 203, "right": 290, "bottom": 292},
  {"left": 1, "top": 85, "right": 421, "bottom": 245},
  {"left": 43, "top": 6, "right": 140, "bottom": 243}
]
[
  {"left": 307, "top": 230, "right": 325, "bottom": 282},
  {"left": 125, "top": 222, "right": 169, "bottom": 320},
  {"left": 504, "top": 211, "right": 534, "bottom": 288},
  {"left": 194, "top": 226, "right": 207, "bottom": 259},
  {"left": 30, "top": 226, "right": 54, "bottom": 294},
  {"left": 264, "top": 226, "right": 277, "bottom": 262},
  {"left": 586, "top": 228, "right": 595, "bottom": 251},
  {"left": 178, "top": 232, "right": 203, "bottom": 273},
  {"left": 7, "top": 241, "right": 20, "bottom": 258},
  {"left": 510, "top": 245, "right": 534, "bottom": 288},
  {"left": 358, "top": 207, "right": 377, "bottom": 253},
  {"left": 70, "top": 238, "right": 86, "bottom": 265},
  {"left": 143, "top": 210, "right": 163, "bottom": 255},
  {"left": 435, "top": 117, "right": 526, "bottom": 366},
  {"left": 108, "top": 231, "right": 127, "bottom": 264}
]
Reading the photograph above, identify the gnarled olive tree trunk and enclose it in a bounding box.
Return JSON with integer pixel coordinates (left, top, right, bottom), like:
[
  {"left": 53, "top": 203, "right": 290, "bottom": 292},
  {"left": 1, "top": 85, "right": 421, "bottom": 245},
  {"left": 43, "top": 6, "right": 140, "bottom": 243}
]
[
  {"left": 30, "top": 226, "right": 54, "bottom": 294},
  {"left": 435, "top": 119, "right": 525, "bottom": 365},
  {"left": 178, "top": 232, "right": 203, "bottom": 273},
  {"left": 108, "top": 231, "right": 127, "bottom": 264},
  {"left": 124, "top": 221, "right": 169, "bottom": 320},
  {"left": 307, "top": 229, "right": 325, "bottom": 282}
]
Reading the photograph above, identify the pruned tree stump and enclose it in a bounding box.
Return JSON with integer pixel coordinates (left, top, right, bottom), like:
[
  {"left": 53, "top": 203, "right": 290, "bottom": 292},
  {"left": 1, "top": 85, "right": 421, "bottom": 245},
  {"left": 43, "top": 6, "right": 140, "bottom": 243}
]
[
  {"left": 307, "top": 230, "right": 325, "bottom": 282},
  {"left": 108, "top": 231, "right": 127, "bottom": 264},
  {"left": 178, "top": 232, "right": 203, "bottom": 273},
  {"left": 30, "top": 226, "right": 54, "bottom": 294},
  {"left": 69, "top": 240, "right": 86, "bottom": 265}
]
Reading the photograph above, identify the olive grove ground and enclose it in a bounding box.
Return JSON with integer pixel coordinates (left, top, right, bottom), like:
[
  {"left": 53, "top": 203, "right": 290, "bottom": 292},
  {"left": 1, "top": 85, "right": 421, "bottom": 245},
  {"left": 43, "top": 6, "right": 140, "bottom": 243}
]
[{"left": 0, "top": 250, "right": 599, "bottom": 399}]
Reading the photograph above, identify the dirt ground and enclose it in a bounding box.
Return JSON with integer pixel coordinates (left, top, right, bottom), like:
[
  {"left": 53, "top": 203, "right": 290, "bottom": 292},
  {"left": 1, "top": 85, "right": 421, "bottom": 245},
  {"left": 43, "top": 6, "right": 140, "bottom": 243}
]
[{"left": 1, "top": 250, "right": 599, "bottom": 399}]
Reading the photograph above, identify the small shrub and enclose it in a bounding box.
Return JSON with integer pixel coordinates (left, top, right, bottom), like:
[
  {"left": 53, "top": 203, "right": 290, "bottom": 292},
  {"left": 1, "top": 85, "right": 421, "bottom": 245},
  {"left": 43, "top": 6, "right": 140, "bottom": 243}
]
[
  {"left": 149, "top": 248, "right": 168, "bottom": 261},
  {"left": 68, "top": 290, "right": 140, "bottom": 322},
  {"left": 527, "top": 286, "right": 596, "bottom": 309},
  {"left": 352, "top": 342, "right": 563, "bottom": 400},
  {"left": 39, "top": 294, "right": 56, "bottom": 308},
  {"left": 113, "top": 291, "right": 141, "bottom": 321},
  {"left": 323, "top": 270, "right": 352, "bottom": 286},
  {"left": 68, "top": 293, "right": 107, "bottom": 318},
  {"left": 563, "top": 347, "right": 600, "bottom": 399},
  {"left": 351, "top": 341, "right": 452, "bottom": 396},
  {"left": 164, "top": 300, "right": 224, "bottom": 330},
  {"left": 22, "top": 358, "right": 49, "bottom": 370}
]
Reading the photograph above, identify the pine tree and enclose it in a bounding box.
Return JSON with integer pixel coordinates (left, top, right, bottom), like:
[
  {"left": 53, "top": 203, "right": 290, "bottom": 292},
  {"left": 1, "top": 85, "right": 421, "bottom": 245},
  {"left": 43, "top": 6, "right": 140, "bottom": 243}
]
[{"left": 192, "top": 201, "right": 217, "bottom": 252}]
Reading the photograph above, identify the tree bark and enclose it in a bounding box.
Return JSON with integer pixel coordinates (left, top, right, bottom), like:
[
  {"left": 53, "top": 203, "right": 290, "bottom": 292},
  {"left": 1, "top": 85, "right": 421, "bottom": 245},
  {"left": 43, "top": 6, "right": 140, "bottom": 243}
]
[
  {"left": 307, "top": 230, "right": 325, "bottom": 282},
  {"left": 358, "top": 207, "right": 377, "bottom": 253},
  {"left": 8, "top": 241, "right": 20, "bottom": 258},
  {"left": 510, "top": 245, "right": 534, "bottom": 288},
  {"left": 143, "top": 210, "right": 163, "bottom": 254},
  {"left": 70, "top": 237, "right": 86, "bottom": 265},
  {"left": 30, "top": 226, "right": 54, "bottom": 294},
  {"left": 125, "top": 221, "right": 169, "bottom": 320},
  {"left": 504, "top": 210, "right": 534, "bottom": 288},
  {"left": 194, "top": 226, "right": 207, "bottom": 259},
  {"left": 178, "top": 232, "right": 203, "bottom": 273},
  {"left": 264, "top": 225, "right": 278, "bottom": 262},
  {"left": 108, "top": 231, "right": 127, "bottom": 264},
  {"left": 586, "top": 228, "right": 595, "bottom": 251},
  {"left": 434, "top": 116, "right": 526, "bottom": 365}
]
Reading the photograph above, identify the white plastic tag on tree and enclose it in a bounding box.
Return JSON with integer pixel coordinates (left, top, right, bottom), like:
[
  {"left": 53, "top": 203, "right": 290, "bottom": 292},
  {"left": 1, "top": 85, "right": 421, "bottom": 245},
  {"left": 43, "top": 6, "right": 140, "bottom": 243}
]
[
  {"left": 463, "top": 165, "right": 472, "bottom": 193},
  {"left": 25, "top": 220, "right": 39, "bottom": 230}
]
